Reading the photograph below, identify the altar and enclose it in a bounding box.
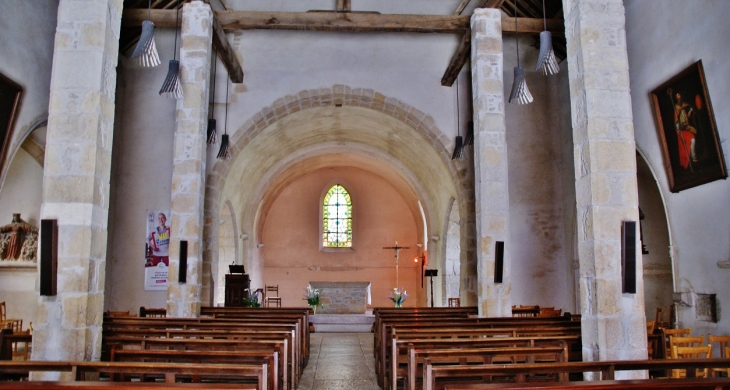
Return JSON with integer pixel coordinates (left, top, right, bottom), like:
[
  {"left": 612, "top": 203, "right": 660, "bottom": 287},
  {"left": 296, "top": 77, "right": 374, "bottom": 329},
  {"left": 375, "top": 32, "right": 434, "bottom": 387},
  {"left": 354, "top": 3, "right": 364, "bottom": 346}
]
[{"left": 309, "top": 281, "right": 371, "bottom": 314}]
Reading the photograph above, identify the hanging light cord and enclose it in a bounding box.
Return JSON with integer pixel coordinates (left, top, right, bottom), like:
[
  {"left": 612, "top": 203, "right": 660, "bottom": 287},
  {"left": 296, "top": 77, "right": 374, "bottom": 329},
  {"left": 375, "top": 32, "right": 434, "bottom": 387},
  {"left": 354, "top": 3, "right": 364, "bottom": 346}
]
[
  {"left": 542, "top": 0, "right": 547, "bottom": 31},
  {"left": 514, "top": 0, "right": 520, "bottom": 68},
  {"left": 224, "top": 78, "right": 229, "bottom": 135},
  {"left": 172, "top": 0, "right": 180, "bottom": 60},
  {"left": 148, "top": 0, "right": 151, "bottom": 19},
  {"left": 211, "top": 52, "right": 217, "bottom": 110},
  {"left": 456, "top": 81, "right": 460, "bottom": 138}
]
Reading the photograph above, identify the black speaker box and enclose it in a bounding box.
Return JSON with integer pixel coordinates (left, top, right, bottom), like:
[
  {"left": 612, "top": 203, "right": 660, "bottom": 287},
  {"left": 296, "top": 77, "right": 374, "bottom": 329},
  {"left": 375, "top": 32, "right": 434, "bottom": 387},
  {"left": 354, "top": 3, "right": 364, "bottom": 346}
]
[
  {"left": 494, "top": 241, "right": 504, "bottom": 284},
  {"left": 622, "top": 221, "right": 637, "bottom": 294},
  {"left": 179, "top": 240, "right": 188, "bottom": 284},
  {"left": 40, "top": 219, "right": 58, "bottom": 296}
]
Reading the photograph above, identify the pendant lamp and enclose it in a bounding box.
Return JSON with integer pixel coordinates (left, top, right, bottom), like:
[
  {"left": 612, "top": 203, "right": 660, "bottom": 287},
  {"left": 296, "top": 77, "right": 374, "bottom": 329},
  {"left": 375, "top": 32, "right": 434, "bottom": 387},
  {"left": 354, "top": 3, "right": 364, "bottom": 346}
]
[
  {"left": 130, "top": 0, "right": 161, "bottom": 67},
  {"left": 451, "top": 81, "right": 465, "bottom": 160},
  {"left": 534, "top": 0, "right": 559, "bottom": 75},
  {"left": 207, "top": 53, "right": 217, "bottom": 145},
  {"left": 159, "top": 0, "right": 183, "bottom": 99},
  {"left": 508, "top": 0, "right": 533, "bottom": 105},
  {"left": 217, "top": 78, "right": 231, "bottom": 160}
]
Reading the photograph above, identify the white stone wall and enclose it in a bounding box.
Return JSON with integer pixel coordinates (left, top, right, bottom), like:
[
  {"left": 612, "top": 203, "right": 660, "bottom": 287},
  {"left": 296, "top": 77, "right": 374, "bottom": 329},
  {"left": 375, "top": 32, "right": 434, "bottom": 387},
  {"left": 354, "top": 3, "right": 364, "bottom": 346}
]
[{"left": 625, "top": 0, "right": 730, "bottom": 334}]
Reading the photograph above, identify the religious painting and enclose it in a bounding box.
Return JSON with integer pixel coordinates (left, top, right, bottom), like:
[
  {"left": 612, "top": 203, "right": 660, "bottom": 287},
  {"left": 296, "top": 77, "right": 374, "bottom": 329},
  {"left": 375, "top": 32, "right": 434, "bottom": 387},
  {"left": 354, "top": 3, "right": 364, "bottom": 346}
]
[
  {"left": 0, "top": 72, "right": 23, "bottom": 177},
  {"left": 144, "top": 210, "right": 170, "bottom": 290},
  {"left": 651, "top": 60, "right": 727, "bottom": 192}
]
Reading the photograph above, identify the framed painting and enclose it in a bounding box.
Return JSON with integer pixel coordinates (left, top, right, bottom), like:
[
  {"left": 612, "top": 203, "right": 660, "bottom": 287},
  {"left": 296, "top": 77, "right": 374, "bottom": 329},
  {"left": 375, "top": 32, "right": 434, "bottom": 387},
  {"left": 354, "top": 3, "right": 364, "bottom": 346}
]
[
  {"left": 651, "top": 60, "right": 727, "bottom": 192},
  {"left": 0, "top": 72, "right": 23, "bottom": 176}
]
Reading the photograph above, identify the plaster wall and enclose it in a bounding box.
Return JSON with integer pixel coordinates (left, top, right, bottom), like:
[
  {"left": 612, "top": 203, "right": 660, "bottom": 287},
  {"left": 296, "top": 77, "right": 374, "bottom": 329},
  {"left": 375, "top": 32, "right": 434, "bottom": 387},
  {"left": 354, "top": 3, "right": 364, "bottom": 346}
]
[
  {"left": 625, "top": 0, "right": 730, "bottom": 333},
  {"left": 0, "top": 1, "right": 58, "bottom": 326},
  {"left": 105, "top": 30, "right": 178, "bottom": 312},
  {"left": 261, "top": 166, "right": 423, "bottom": 308},
  {"left": 503, "top": 37, "right": 575, "bottom": 313}
]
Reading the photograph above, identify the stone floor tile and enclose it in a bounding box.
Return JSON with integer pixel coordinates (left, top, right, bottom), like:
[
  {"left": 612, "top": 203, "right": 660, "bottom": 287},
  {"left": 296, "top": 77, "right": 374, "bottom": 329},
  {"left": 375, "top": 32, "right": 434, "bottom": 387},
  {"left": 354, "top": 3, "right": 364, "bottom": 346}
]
[{"left": 311, "top": 379, "right": 379, "bottom": 390}]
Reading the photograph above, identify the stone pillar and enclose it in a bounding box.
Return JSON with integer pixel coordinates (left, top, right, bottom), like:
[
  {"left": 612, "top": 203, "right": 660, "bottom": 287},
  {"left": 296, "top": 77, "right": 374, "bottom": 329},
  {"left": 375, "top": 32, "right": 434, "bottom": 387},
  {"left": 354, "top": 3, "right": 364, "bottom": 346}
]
[
  {"left": 34, "top": 0, "right": 123, "bottom": 370},
  {"left": 470, "top": 9, "right": 511, "bottom": 317},
  {"left": 562, "top": 0, "right": 647, "bottom": 369},
  {"left": 166, "top": 1, "right": 214, "bottom": 318}
]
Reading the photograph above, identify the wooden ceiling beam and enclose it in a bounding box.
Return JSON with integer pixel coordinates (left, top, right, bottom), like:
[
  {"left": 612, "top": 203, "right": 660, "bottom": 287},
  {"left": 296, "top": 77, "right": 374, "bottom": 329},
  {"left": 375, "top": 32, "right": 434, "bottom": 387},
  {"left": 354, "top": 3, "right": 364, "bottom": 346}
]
[
  {"left": 479, "top": 0, "right": 506, "bottom": 8},
  {"left": 441, "top": 32, "right": 471, "bottom": 86},
  {"left": 454, "top": 0, "right": 472, "bottom": 15},
  {"left": 211, "top": 12, "right": 244, "bottom": 83},
  {"left": 122, "top": 9, "right": 562, "bottom": 35}
]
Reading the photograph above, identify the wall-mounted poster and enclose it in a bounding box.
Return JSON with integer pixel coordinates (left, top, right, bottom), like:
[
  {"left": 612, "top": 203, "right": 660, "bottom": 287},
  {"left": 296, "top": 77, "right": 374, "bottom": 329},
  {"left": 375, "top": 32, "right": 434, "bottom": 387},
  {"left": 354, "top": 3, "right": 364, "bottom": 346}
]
[
  {"left": 145, "top": 210, "right": 170, "bottom": 290},
  {"left": 651, "top": 60, "right": 727, "bottom": 192}
]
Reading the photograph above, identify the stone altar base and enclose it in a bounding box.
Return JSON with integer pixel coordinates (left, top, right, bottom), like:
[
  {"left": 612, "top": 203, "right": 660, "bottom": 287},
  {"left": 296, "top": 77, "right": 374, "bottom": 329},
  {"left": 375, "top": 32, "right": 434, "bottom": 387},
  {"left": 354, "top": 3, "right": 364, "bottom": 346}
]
[{"left": 309, "top": 312, "right": 375, "bottom": 333}]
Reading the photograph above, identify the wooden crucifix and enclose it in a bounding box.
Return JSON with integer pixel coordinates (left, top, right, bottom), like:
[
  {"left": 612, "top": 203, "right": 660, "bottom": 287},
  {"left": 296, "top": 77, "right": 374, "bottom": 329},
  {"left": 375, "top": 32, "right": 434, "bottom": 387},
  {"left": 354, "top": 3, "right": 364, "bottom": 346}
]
[{"left": 383, "top": 241, "right": 410, "bottom": 287}]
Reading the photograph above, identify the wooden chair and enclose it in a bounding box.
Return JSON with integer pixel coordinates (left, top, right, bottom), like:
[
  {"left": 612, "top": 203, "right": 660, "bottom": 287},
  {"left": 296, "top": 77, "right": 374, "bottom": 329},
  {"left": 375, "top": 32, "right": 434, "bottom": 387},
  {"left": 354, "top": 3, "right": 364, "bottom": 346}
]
[
  {"left": 663, "top": 327, "right": 691, "bottom": 358},
  {"left": 511, "top": 305, "right": 540, "bottom": 317},
  {"left": 655, "top": 307, "right": 666, "bottom": 328},
  {"left": 671, "top": 344, "right": 711, "bottom": 378},
  {"left": 0, "top": 301, "right": 5, "bottom": 321},
  {"left": 265, "top": 285, "right": 281, "bottom": 307},
  {"left": 447, "top": 298, "right": 460, "bottom": 307},
  {"left": 646, "top": 321, "right": 656, "bottom": 335},
  {"left": 669, "top": 335, "right": 704, "bottom": 354},
  {"left": 139, "top": 307, "right": 166, "bottom": 318},
  {"left": 537, "top": 308, "right": 562, "bottom": 317},
  {"left": 708, "top": 335, "right": 730, "bottom": 376},
  {"left": 12, "top": 324, "right": 31, "bottom": 361}
]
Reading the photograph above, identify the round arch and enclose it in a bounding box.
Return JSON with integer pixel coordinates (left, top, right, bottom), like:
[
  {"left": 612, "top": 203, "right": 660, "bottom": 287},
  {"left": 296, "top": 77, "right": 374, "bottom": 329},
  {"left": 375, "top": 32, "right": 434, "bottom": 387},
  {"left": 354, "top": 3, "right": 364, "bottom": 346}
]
[{"left": 202, "top": 85, "right": 474, "bottom": 305}]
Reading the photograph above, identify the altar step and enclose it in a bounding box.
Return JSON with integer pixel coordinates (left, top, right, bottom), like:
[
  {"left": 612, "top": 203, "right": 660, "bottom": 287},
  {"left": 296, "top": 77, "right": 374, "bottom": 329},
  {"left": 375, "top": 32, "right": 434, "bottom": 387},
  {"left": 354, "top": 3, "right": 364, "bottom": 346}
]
[{"left": 309, "top": 312, "right": 375, "bottom": 333}]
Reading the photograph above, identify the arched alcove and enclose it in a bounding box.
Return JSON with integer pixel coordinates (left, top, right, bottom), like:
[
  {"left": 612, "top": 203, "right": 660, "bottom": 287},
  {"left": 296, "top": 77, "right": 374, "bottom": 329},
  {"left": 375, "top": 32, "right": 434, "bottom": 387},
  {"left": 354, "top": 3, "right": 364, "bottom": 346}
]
[{"left": 203, "top": 86, "right": 476, "bottom": 308}]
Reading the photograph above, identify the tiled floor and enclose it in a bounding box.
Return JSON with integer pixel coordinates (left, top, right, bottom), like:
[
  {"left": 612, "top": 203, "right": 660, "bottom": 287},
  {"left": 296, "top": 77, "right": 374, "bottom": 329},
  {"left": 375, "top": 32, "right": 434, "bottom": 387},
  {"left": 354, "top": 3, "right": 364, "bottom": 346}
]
[{"left": 299, "top": 332, "right": 379, "bottom": 390}]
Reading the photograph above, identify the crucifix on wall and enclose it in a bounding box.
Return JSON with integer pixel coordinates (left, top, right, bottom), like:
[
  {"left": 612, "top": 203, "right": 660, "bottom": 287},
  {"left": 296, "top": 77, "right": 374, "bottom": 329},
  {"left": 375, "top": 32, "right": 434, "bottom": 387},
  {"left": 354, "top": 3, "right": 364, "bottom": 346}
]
[{"left": 383, "top": 241, "right": 410, "bottom": 287}]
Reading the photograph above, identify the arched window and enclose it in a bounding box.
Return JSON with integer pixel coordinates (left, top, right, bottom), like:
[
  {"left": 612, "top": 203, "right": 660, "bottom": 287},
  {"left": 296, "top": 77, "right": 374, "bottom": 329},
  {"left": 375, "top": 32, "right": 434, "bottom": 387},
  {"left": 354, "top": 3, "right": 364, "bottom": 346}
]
[{"left": 322, "top": 184, "right": 352, "bottom": 248}]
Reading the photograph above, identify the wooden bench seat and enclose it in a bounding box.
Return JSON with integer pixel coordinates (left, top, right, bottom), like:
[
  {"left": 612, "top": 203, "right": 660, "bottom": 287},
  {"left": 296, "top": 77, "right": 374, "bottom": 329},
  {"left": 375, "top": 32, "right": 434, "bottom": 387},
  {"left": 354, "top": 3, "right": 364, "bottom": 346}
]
[
  {"left": 423, "top": 358, "right": 730, "bottom": 390},
  {"left": 110, "top": 349, "right": 278, "bottom": 390},
  {"left": 104, "top": 337, "right": 288, "bottom": 390},
  {"left": 406, "top": 346, "right": 568, "bottom": 390},
  {"left": 387, "top": 336, "right": 578, "bottom": 390},
  {"left": 0, "top": 361, "right": 268, "bottom": 389},
  {"left": 443, "top": 377, "right": 730, "bottom": 389},
  {"left": 0, "top": 382, "right": 252, "bottom": 389}
]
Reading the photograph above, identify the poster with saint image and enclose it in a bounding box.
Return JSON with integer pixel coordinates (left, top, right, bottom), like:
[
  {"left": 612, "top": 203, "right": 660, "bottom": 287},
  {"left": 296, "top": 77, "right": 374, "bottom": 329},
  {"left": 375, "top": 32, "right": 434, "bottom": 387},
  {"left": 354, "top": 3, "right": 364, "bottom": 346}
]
[{"left": 145, "top": 210, "right": 170, "bottom": 290}]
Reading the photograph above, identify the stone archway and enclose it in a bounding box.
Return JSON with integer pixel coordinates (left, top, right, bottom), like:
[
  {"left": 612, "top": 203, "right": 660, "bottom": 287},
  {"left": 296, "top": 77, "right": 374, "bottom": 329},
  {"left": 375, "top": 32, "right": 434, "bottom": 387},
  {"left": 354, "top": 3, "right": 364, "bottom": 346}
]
[{"left": 202, "top": 85, "right": 476, "bottom": 306}]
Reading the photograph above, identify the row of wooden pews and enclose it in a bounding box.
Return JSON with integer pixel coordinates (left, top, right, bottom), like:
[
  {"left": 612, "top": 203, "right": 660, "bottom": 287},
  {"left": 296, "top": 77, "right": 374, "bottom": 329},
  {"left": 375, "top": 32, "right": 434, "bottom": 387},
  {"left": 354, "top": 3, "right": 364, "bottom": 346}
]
[
  {"left": 374, "top": 307, "right": 730, "bottom": 390},
  {"left": 373, "top": 307, "right": 583, "bottom": 390},
  {"left": 0, "top": 307, "right": 311, "bottom": 390},
  {"left": 101, "top": 307, "right": 310, "bottom": 390}
]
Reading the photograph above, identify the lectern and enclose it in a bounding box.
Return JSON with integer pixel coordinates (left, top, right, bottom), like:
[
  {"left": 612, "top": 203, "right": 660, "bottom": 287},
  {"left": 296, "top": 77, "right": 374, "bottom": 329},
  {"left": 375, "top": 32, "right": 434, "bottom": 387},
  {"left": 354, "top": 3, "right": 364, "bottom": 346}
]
[
  {"left": 225, "top": 265, "right": 250, "bottom": 307},
  {"left": 424, "top": 269, "right": 438, "bottom": 307}
]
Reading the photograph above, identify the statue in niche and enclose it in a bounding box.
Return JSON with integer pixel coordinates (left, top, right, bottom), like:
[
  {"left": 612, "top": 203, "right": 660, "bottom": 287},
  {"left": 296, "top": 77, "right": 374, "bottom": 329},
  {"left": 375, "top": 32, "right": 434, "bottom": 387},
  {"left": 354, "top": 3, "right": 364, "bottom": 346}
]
[{"left": 0, "top": 214, "right": 38, "bottom": 262}]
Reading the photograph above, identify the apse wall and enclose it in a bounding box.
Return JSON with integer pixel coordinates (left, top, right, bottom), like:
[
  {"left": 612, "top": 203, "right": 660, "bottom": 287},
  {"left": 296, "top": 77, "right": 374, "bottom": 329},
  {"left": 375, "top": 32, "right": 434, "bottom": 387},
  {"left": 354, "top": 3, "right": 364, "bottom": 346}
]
[
  {"left": 626, "top": 0, "right": 730, "bottom": 334},
  {"left": 260, "top": 166, "right": 422, "bottom": 308}
]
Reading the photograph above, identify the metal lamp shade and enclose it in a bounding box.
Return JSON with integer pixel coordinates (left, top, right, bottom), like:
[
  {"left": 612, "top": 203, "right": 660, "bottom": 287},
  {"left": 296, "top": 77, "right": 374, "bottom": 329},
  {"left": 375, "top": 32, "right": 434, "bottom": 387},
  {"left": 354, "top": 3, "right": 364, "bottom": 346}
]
[
  {"left": 159, "top": 60, "right": 183, "bottom": 99},
  {"left": 217, "top": 134, "right": 231, "bottom": 160},
  {"left": 451, "top": 135, "right": 465, "bottom": 160},
  {"left": 508, "top": 66, "right": 533, "bottom": 105},
  {"left": 535, "top": 31, "right": 559, "bottom": 75},
  {"left": 131, "top": 20, "right": 161, "bottom": 67},
  {"left": 207, "top": 118, "right": 217, "bottom": 145}
]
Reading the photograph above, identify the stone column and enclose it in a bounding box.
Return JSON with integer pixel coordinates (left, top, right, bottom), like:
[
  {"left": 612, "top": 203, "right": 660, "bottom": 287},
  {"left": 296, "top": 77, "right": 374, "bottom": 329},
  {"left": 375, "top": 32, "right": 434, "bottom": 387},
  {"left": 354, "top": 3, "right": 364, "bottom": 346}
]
[
  {"left": 470, "top": 9, "right": 511, "bottom": 317},
  {"left": 166, "top": 1, "right": 214, "bottom": 318},
  {"left": 562, "top": 0, "right": 647, "bottom": 369},
  {"left": 34, "top": 0, "right": 123, "bottom": 370}
]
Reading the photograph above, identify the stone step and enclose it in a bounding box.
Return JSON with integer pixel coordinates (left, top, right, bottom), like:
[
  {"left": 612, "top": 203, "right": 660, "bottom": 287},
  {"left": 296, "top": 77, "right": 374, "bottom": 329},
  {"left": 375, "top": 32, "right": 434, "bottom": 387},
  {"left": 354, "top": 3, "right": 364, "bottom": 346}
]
[{"left": 309, "top": 312, "right": 375, "bottom": 333}]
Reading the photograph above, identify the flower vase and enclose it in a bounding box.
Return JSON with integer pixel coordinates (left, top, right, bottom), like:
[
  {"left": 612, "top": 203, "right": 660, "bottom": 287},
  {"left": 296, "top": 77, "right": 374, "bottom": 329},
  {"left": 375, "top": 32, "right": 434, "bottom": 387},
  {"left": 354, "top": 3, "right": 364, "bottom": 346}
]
[
  {"left": 311, "top": 305, "right": 317, "bottom": 315},
  {"left": 395, "top": 302, "right": 402, "bottom": 308}
]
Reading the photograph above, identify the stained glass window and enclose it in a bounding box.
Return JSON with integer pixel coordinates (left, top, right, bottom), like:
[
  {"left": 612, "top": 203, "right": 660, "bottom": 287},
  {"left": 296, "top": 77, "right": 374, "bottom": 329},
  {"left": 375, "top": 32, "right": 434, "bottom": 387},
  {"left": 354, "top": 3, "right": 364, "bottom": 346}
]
[{"left": 322, "top": 184, "right": 352, "bottom": 248}]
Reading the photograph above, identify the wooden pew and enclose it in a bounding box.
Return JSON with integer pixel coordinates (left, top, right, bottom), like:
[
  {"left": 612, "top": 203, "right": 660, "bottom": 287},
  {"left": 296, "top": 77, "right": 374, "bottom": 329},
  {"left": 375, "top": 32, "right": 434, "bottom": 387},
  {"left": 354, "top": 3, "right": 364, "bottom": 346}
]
[
  {"left": 104, "top": 338, "right": 287, "bottom": 390},
  {"left": 110, "top": 349, "right": 278, "bottom": 390},
  {"left": 443, "top": 377, "right": 730, "bottom": 389},
  {"left": 102, "top": 317, "right": 302, "bottom": 387},
  {"left": 380, "top": 323, "right": 581, "bottom": 389},
  {"left": 0, "top": 383, "right": 251, "bottom": 389},
  {"left": 389, "top": 336, "right": 578, "bottom": 390},
  {"left": 376, "top": 315, "right": 577, "bottom": 380},
  {"left": 103, "top": 328, "right": 295, "bottom": 389},
  {"left": 422, "top": 358, "right": 730, "bottom": 390},
  {"left": 0, "top": 361, "right": 268, "bottom": 389},
  {"left": 407, "top": 346, "right": 568, "bottom": 390}
]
